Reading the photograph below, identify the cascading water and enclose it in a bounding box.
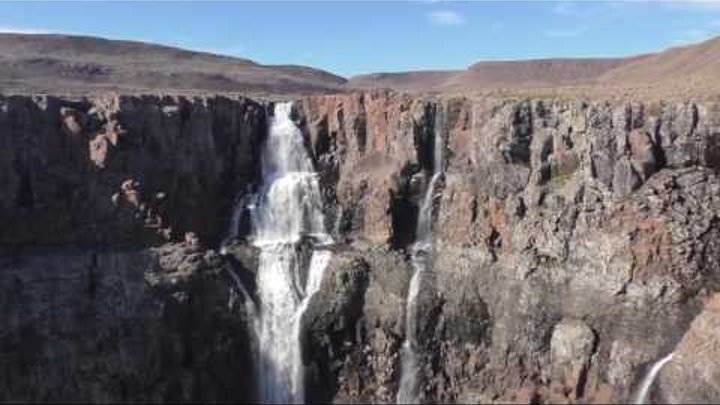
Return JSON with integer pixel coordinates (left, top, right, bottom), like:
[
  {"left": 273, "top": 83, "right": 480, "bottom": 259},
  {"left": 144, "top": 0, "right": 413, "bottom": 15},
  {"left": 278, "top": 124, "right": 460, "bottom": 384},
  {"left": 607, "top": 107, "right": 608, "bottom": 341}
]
[
  {"left": 229, "top": 102, "right": 332, "bottom": 404},
  {"left": 397, "top": 107, "right": 444, "bottom": 404},
  {"left": 631, "top": 352, "right": 674, "bottom": 404}
]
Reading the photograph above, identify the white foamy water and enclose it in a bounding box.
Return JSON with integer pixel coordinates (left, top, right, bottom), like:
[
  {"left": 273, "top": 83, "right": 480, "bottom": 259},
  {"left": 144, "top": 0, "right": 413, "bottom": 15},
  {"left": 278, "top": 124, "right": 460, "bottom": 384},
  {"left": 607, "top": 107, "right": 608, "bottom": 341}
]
[
  {"left": 631, "top": 352, "right": 674, "bottom": 404},
  {"left": 397, "top": 108, "right": 444, "bottom": 404},
  {"left": 230, "top": 102, "right": 332, "bottom": 404}
]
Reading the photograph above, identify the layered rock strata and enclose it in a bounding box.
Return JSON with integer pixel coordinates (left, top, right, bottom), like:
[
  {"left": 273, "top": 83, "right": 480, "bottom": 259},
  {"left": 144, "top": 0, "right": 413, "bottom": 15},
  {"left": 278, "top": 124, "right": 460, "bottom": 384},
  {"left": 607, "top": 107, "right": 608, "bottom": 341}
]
[
  {"left": 1, "top": 92, "right": 719, "bottom": 403},
  {"left": 296, "top": 93, "right": 720, "bottom": 403}
]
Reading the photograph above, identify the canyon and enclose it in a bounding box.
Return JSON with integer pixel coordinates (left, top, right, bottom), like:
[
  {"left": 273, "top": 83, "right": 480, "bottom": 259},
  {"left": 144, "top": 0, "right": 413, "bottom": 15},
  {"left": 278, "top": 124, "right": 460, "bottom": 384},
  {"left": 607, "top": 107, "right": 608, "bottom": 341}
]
[
  {"left": 1, "top": 33, "right": 720, "bottom": 404},
  {"left": 1, "top": 90, "right": 719, "bottom": 404}
]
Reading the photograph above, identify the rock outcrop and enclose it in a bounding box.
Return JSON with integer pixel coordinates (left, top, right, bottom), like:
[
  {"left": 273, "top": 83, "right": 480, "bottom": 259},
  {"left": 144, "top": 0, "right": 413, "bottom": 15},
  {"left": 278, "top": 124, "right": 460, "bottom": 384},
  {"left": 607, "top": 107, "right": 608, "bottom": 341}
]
[
  {"left": 0, "top": 94, "right": 264, "bottom": 248},
  {"left": 0, "top": 95, "right": 265, "bottom": 403},
  {"left": 295, "top": 93, "right": 720, "bottom": 403},
  {"left": 1, "top": 92, "right": 719, "bottom": 404},
  {"left": 657, "top": 293, "right": 720, "bottom": 404}
]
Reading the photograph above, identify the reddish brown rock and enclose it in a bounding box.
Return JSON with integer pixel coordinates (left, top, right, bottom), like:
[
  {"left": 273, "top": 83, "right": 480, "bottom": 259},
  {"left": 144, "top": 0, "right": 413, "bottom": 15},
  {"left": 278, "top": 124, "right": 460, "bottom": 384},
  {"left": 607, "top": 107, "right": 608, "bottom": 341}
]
[{"left": 298, "top": 91, "right": 436, "bottom": 245}]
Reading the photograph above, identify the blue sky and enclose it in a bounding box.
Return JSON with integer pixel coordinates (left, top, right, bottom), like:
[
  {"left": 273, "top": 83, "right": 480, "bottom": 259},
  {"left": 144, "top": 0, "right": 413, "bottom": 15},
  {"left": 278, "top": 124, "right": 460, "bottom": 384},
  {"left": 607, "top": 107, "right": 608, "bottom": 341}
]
[{"left": 1, "top": 1, "right": 720, "bottom": 77}]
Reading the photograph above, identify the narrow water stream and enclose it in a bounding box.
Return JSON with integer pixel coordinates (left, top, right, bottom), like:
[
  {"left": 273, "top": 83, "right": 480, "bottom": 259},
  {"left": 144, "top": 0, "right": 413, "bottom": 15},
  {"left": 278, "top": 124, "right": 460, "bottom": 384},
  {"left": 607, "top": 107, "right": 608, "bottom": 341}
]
[
  {"left": 397, "top": 106, "right": 444, "bottom": 404},
  {"left": 631, "top": 352, "right": 674, "bottom": 404}
]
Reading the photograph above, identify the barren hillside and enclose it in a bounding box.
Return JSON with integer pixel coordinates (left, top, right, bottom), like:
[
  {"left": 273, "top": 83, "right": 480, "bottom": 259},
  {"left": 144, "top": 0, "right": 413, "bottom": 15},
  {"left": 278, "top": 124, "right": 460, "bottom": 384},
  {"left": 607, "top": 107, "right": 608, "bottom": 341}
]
[
  {"left": 0, "top": 33, "right": 347, "bottom": 95},
  {"left": 348, "top": 37, "right": 720, "bottom": 99},
  {"left": 2, "top": 33, "right": 720, "bottom": 100}
]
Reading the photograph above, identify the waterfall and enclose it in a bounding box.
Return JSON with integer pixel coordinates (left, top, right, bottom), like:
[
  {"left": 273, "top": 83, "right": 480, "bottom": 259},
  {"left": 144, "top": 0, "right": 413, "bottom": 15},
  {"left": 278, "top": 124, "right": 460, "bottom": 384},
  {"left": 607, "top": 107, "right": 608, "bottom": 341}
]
[
  {"left": 397, "top": 106, "right": 444, "bottom": 404},
  {"left": 226, "top": 265, "right": 260, "bottom": 343},
  {"left": 631, "top": 352, "right": 674, "bottom": 404},
  {"left": 220, "top": 190, "right": 253, "bottom": 251},
  {"left": 228, "top": 102, "right": 332, "bottom": 404}
]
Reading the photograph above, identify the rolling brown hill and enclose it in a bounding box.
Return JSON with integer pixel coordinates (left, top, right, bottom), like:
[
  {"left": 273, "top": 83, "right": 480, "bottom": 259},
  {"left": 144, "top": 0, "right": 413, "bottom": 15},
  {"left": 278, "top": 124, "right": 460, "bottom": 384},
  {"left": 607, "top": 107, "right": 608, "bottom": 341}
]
[
  {"left": 347, "top": 58, "right": 635, "bottom": 93},
  {"left": 346, "top": 71, "right": 456, "bottom": 92},
  {"left": 348, "top": 36, "right": 720, "bottom": 99},
  {"left": 1, "top": 33, "right": 720, "bottom": 99},
  {"left": 0, "top": 33, "right": 347, "bottom": 95},
  {"left": 598, "top": 36, "right": 720, "bottom": 85},
  {"left": 441, "top": 57, "right": 637, "bottom": 91}
]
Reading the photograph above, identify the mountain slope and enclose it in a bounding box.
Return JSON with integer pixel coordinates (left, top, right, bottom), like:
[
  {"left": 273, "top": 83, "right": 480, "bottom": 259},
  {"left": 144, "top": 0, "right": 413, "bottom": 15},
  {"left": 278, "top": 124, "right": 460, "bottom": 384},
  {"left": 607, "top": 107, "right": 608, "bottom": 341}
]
[
  {"left": 2, "top": 33, "right": 720, "bottom": 99},
  {"left": 347, "top": 37, "right": 720, "bottom": 98},
  {"left": 441, "top": 57, "right": 637, "bottom": 90},
  {"left": 347, "top": 71, "right": 457, "bottom": 92},
  {"left": 599, "top": 36, "right": 720, "bottom": 84},
  {"left": 0, "top": 33, "right": 347, "bottom": 94},
  {"left": 346, "top": 58, "right": 641, "bottom": 94}
]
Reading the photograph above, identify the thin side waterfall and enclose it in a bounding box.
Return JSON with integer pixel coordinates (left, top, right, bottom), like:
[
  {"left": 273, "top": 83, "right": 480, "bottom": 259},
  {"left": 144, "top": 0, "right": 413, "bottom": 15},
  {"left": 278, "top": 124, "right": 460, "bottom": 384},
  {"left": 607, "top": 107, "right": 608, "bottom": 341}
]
[
  {"left": 631, "top": 352, "right": 674, "bottom": 404},
  {"left": 221, "top": 189, "right": 253, "bottom": 249},
  {"left": 227, "top": 102, "right": 332, "bottom": 404},
  {"left": 226, "top": 266, "right": 260, "bottom": 341},
  {"left": 397, "top": 107, "right": 444, "bottom": 404}
]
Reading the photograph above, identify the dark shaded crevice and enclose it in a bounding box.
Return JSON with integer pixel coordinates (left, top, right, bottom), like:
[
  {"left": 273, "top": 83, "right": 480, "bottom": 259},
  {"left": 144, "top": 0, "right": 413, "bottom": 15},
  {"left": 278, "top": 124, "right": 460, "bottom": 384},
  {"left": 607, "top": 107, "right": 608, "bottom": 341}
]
[
  {"left": 390, "top": 163, "right": 420, "bottom": 250},
  {"left": 355, "top": 115, "right": 367, "bottom": 155},
  {"left": 13, "top": 156, "right": 35, "bottom": 210},
  {"left": 414, "top": 102, "right": 438, "bottom": 173},
  {"left": 503, "top": 101, "right": 533, "bottom": 165},
  {"left": 212, "top": 100, "right": 267, "bottom": 247}
]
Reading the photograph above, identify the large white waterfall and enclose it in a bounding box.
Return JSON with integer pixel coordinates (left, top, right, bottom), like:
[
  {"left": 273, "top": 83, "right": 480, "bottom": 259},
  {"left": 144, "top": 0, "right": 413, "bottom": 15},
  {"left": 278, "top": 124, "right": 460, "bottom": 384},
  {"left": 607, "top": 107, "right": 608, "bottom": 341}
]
[
  {"left": 397, "top": 109, "right": 444, "bottom": 404},
  {"left": 631, "top": 352, "right": 674, "bottom": 404},
  {"left": 237, "top": 102, "right": 332, "bottom": 404}
]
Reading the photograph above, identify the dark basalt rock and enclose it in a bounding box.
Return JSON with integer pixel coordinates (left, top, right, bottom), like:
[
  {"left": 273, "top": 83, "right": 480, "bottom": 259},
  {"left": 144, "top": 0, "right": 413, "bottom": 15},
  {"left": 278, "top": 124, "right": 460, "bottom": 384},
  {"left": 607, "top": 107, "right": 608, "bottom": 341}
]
[{"left": 0, "top": 243, "right": 255, "bottom": 403}]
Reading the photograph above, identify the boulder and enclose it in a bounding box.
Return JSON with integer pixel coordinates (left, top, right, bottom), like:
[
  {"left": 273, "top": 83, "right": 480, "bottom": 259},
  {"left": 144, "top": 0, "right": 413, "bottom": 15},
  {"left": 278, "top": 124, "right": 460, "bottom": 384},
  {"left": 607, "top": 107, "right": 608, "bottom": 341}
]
[{"left": 550, "top": 319, "right": 596, "bottom": 397}]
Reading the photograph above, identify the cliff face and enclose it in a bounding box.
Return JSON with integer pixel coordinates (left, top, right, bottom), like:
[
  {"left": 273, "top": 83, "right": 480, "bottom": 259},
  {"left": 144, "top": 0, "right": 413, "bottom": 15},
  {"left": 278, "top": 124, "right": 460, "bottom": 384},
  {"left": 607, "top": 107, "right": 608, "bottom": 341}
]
[
  {"left": 0, "top": 95, "right": 265, "bottom": 402},
  {"left": 295, "top": 93, "right": 720, "bottom": 403},
  {"left": 0, "top": 245, "right": 256, "bottom": 402},
  {"left": 1, "top": 92, "right": 719, "bottom": 404},
  {"left": 0, "top": 94, "right": 264, "bottom": 248}
]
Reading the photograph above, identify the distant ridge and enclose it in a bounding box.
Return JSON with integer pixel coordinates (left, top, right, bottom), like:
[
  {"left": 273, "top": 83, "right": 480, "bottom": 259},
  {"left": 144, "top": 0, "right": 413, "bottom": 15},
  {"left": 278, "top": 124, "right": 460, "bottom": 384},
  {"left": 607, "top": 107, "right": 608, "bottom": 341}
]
[
  {"left": 347, "top": 36, "right": 720, "bottom": 98},
  {"left": 598, "top": 36, "right": 720, "bottom": 85},
  {"left": 347, "top": 58, "right": 634, "bottom": 93},
  {"left": 0, "top": 33, "right": 347, "bottom": 95},
  {"left": 1, "top": 33, "right": 720, "bottom": 98}
]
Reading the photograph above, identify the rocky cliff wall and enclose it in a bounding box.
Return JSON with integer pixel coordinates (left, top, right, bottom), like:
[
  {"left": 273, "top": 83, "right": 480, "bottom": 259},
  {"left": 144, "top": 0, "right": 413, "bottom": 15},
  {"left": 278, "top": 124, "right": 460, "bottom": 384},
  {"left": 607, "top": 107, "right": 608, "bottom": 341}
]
[
  {"left": 1, "top": 92, "right": 719, "bottom": 404},
  {"left": 0, "top": 244, "right": 257, "bottom": 402},
  {"left": 0, "top": 95, "right": 265, "bottom": 402},
  {"left": 296, "top": 92, "right": 720, "bottom": 403},
  {"left": 0, "top": 94, "right": 264, "bottom": 248}
]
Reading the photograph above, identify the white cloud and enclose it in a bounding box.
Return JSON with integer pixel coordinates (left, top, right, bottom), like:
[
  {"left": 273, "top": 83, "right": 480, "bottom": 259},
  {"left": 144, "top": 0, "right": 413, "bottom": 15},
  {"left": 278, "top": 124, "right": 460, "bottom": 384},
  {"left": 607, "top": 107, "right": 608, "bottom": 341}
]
[
  {"left": 0, "top": 26, "right": 51, "bottom": 35},
  {"left": 427, "top": 10, "right": 467, "bottom": 27}
]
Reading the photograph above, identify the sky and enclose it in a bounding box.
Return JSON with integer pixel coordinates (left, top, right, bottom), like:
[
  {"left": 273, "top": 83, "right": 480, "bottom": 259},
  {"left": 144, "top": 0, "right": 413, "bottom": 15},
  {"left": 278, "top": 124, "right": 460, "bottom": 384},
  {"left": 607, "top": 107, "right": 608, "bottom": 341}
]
[{"left": 1, "top": 1, "right": 720, "bottom": 77}]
